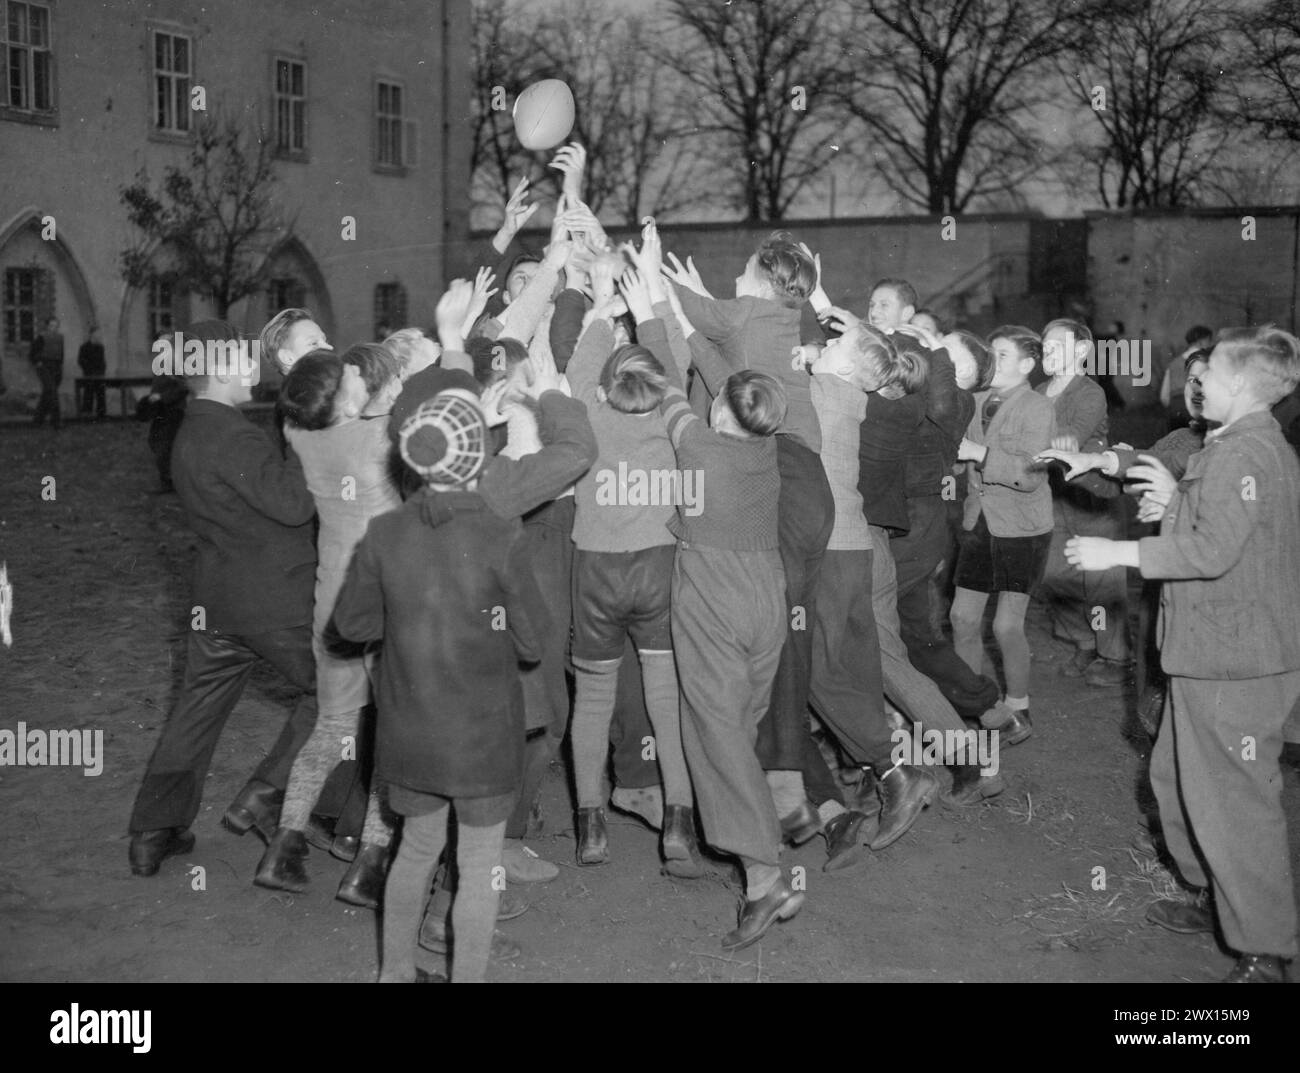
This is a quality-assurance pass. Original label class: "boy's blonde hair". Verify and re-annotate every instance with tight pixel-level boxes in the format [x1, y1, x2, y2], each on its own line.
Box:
[1214, 325, 1300, 406]
[600, 344, 667, 414]
[260, 308, 315, 361]
[383, 327, 438, 376]
[851, 325, 928, 396]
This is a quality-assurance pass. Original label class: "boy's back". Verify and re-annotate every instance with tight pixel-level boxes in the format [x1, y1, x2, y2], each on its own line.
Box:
[172, 398, 316, 635]
[336, 490, 547, 798]
[675, 291, 819, 452]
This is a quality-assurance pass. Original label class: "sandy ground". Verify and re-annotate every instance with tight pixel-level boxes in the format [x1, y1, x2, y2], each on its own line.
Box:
[1, 416, 1297, 983]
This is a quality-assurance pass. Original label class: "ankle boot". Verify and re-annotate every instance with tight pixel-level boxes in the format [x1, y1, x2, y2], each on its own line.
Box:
[942, 763, 1005, 807]
[576, 807, 609, 865]
[869, 764, 938, 850]
[661, 805, 706, 878]
[253, 826, 310, 892]
[336, 842, 391, 909]
[223, 779, 283, 845]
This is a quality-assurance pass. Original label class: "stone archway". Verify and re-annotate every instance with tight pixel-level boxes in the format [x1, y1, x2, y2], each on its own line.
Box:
[0, 207, 99, 404]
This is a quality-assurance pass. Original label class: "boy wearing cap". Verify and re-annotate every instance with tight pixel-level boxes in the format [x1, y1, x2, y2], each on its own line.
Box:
[333, 389, 549, 984]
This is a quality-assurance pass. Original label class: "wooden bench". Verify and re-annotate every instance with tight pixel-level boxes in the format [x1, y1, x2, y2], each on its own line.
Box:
[75, 376, 155, 418]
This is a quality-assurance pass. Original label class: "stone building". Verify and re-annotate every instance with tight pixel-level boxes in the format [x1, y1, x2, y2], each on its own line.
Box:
[0, 0, 472, 407]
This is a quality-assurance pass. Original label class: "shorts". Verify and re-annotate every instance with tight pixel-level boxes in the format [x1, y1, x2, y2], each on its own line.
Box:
[571, 545, 675, 662]
[953, 513, 1051, 595]
[388, 784, 515, 827]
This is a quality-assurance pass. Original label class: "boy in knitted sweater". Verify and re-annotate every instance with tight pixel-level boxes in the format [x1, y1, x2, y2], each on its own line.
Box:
[563, 237, 702, 876]
[619, 266, 802, 953]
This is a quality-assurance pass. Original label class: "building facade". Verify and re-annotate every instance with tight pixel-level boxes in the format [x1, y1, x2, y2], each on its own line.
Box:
[0, 0, 472, 406]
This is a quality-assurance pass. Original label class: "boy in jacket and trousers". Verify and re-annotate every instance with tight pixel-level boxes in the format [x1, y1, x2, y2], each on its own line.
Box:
[1066, 325, 1300, 983]
[334, 388, 549, 983]
[127, 320, 319, 876]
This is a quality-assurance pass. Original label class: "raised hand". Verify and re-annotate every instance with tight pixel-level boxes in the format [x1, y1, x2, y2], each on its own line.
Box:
[556, 199, 608, 252]
[798, 240, 831, 313]
[549, 142, 587, 203]
[619, 267, 656, 324]
[494, 177, 538, 254]
[461, 267, 499, 338]
[820, 305, 861, 334]
[662, 252, 712, 298]
[435, 279, 475, 351]
[522, 343, 563, 398]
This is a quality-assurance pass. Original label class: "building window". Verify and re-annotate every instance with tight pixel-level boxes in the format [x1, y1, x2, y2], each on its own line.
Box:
[3, 266, 42, 348]
[375, 80, 415, 169]
[3, 0, 54, 114]
[152, 29, 192, 135]
[374, 282, 407, 338]
[147, 279, 176, 340]
[266, 276, 306, 321]
[273, 57, 306, 156]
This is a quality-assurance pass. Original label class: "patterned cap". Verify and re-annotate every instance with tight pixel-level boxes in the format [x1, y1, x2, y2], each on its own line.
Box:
[397, 389, 488, 486]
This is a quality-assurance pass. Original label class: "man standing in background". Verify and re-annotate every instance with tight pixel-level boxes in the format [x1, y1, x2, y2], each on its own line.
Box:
[78, 325, 107, 420]
[30, 316, 65, 429]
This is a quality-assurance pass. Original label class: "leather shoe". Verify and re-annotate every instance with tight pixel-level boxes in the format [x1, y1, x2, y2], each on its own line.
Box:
[253, 826, 310, 893]
[418, 921, 522, 961]
[661, 805, 707, 878]
[1223, 954, 1289, 983]
[997, 709, 1033, 747]
[129, 827, 195, 877]
[942, 763, 1005, 807]
[336, 841, 391, 909]
[1146, 894, 1213, 934]
[822, 810, 869, 873]
[779, 799, 823, 846]
[222, 780, 283, 845]
[576, 807, 609, 865]
[869, 763, 938, 850]
[721, 879, 804, 952]
[501, 839, 559, 883]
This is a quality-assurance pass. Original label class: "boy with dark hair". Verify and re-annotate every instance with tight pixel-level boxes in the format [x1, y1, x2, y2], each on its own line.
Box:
[127, 320, 320, 877]
[30, 316, 64, 429]
[77, 326, 107, 420]
[1066, 325, 1300, 983]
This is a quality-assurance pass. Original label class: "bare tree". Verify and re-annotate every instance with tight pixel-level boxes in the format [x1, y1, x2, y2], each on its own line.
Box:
[120, 109, 289, 318]
[468, 0, 714, 228]
[836, 0, 1098, 215]
[654, 0, 847, 221]
[1240, 0, 1300, 141]
[1062, 0, 1237, 208]
[467, 0, 546, 222]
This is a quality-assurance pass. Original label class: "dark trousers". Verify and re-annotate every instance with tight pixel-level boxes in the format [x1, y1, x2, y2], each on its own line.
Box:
[314, 710, 374, 839]
[756, 436, 835, 778]
[892, 495, 999, 719]
[810, 550, 894, 771]
[508, 499, 574, 838]
[33, 362, 62, 427]
[129, 626, 318, 833]
[79, 378, 107, 417]
[148, 411, 185, 489]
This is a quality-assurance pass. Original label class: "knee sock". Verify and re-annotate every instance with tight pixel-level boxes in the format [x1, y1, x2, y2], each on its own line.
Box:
[993, 594, 1032, 702]
[451, 819, 506, 983]
[280, 707, 361, 831]
[818, 799, 847, 824]
[742, 859, 781, 901]
[639, 650, 693, 809]
[950, 589, 989, 678]
[571, 660, 620, 808]
[379, 808, 448, 982]
[766, 769, 805, 818]
[360, 786, 392, 848]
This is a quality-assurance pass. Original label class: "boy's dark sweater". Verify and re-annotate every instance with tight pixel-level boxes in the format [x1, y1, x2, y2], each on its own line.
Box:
[331, 489, 549, 798]
[170, 398, 316, 634]
[903, 340, 971, 498]
[646, 318, 779, 550]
